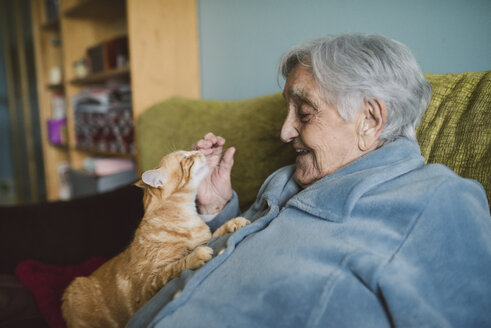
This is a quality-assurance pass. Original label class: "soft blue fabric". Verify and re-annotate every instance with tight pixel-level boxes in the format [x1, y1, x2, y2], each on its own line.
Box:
[128, 138, 491, 327]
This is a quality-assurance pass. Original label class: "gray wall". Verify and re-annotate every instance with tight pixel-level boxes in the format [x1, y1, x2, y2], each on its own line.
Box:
[198, 0, 491, 100]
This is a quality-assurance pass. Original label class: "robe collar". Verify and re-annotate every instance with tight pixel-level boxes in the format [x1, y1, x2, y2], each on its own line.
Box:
[262, 138, 425, 221]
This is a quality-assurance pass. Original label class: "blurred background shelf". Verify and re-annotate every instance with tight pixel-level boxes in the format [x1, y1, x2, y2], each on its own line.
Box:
[63, 0, 126, 19]
[70, 66, 130, 85]
[30, 0, 201, 201]
[41, 18, 59, 31]
[76, 147, 136, 159]
[47, 83, 64, 91]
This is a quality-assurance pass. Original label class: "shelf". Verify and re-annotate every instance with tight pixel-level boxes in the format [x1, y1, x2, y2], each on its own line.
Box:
[69, 66, 130, 85]
[64, 0, 125, 19]
[32, 0, 199, 201]
[41, 18, 60, 31]
[76, 147, 136, 159]
[47, 83, 64, 91]
[51, 143, 69, 150]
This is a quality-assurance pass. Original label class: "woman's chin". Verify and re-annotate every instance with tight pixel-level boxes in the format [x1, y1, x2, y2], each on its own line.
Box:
[293, 168, 316, 189]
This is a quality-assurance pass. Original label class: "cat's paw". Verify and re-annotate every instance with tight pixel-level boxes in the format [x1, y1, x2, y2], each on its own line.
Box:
[187, 246, 213, 270]
[227, 217, 251, 232]
[212, 217, 251, 238]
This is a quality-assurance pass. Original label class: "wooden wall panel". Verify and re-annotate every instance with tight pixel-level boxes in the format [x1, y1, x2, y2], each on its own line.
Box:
[127, 0, 201, 118]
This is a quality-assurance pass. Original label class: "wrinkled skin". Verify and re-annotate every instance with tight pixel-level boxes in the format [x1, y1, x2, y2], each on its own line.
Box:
[280, 65, 369, 188]
[193, 64, 386, 211]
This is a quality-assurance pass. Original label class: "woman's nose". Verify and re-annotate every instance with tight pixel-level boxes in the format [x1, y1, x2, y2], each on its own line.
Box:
[280, 110, 299, 143]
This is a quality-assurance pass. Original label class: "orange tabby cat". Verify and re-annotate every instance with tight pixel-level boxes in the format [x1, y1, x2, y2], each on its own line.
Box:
[61, 150, 250, 328]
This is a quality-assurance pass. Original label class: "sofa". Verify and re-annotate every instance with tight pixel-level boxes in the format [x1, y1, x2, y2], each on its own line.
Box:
[0, 70, 489, 327]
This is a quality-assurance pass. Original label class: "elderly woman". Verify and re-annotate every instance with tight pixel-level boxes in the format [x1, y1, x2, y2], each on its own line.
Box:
[129, 34, 491, 327]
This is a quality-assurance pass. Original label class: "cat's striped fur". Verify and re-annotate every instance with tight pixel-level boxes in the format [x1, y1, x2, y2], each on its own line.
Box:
[61, 150, 249, 327]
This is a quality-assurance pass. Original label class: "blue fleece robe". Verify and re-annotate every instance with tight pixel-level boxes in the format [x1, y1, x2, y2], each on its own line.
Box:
[128, 138, 491, 327]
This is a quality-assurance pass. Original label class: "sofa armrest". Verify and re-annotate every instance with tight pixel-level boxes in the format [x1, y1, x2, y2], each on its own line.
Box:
[0, 185, 144, 274]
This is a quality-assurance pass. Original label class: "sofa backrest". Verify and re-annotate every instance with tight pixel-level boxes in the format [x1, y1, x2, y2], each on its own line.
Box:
[137, 94, 294, 210]
[137, 71, 490, 210]
[417, 71, 490, 207]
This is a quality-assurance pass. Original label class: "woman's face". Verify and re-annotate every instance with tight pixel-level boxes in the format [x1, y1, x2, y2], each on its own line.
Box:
[281, 65, 365, 188]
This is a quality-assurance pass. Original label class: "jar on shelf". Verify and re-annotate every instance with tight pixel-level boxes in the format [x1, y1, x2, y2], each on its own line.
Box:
[49, 66, 62, 85]
[74, 59, 88, 79]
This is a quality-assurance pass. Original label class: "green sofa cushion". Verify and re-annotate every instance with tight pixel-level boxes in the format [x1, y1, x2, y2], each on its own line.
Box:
[420, 71, 490, 206]
[138, 71, 490, 210]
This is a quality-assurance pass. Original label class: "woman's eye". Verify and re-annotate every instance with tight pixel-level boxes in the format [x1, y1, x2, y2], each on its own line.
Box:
[296, 102, 315, 122]
[298, 112, 312, 122]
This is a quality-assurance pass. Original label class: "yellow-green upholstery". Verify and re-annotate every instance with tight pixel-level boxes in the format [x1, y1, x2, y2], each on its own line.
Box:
[137, 94, 294, 210]
[418, 71, 490, 205]
[138, 71, 491, 210]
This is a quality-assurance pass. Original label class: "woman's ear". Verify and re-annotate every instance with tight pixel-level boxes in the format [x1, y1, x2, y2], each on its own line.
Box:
[141, 169, 167, 188]
[357, 98, 387, 151]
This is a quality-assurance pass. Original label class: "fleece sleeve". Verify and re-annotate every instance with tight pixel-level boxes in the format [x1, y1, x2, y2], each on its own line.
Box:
[205, 191, 241, 232]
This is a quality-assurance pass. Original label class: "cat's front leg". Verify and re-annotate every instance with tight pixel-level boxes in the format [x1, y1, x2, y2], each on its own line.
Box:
[212, 217, 251, 238]
[185, 245, 214, 270]
[158, 246, 214, 287]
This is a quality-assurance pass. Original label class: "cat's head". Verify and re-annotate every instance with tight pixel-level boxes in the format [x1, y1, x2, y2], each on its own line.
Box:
[136, 150, 209, 201]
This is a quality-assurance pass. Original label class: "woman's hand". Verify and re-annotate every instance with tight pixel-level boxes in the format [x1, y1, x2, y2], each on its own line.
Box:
[192, 133, 235, 214]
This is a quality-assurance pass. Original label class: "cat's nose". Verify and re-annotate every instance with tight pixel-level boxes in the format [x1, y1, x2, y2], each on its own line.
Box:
[192, 151, 204, 159]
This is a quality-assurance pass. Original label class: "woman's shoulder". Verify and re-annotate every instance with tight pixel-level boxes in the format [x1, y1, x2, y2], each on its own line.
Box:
[413, 163, 485, 195]
[384, 162, 488, 212]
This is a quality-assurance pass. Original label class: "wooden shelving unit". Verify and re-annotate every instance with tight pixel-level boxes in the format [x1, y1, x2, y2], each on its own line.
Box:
[41, 18, 59, 30]
[47, 83, 64, 90]
[31, 0, 201, 201]
[63, 0, 126, 18]
[31, 1, 68, 201]
[69, 66, 130, 85]
[76, 147, 136, 158]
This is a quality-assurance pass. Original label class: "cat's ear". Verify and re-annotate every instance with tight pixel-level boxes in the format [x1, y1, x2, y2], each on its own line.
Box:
[134, 179, 145, 188]
[141, 169, 167, 188]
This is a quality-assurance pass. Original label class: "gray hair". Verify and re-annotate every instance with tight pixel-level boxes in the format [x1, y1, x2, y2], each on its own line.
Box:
[279, 34, 432, 143]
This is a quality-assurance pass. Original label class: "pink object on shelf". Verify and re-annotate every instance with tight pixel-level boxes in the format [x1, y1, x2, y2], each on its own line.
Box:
[83, 157, 135, 176]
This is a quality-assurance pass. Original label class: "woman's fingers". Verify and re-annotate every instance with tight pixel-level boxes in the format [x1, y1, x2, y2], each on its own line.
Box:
[203, 133, 226, 147]
[192, 133, 226, 151]
[198, 148, 214, 156]
[215, 136, 226, 147]
[220, 147, 235, 173]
